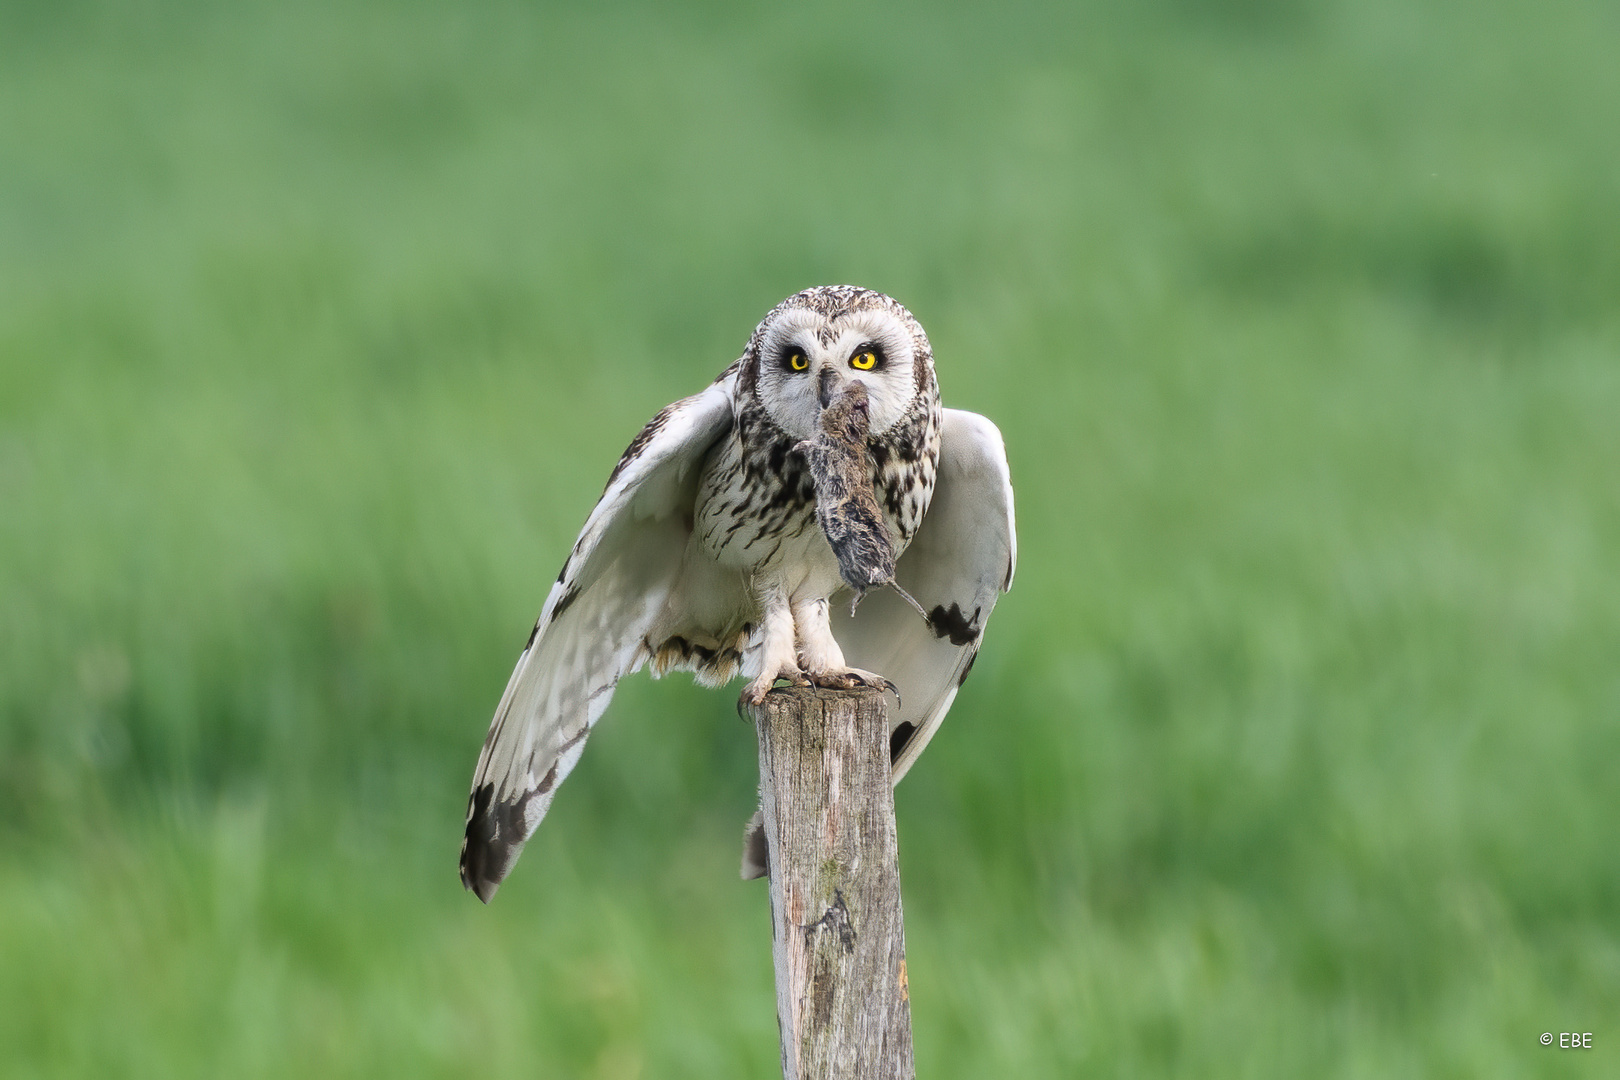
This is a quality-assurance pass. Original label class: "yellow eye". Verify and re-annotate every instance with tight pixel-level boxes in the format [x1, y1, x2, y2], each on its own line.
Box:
[850, 351, 877, 371]
[788, 352, 808, 371]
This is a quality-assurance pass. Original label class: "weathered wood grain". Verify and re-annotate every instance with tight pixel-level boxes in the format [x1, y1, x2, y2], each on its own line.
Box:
[749, 686, 915, 1080]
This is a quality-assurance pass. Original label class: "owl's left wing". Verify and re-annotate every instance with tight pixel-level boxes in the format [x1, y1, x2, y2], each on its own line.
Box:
[460, 375, 738, 903]
[830, 407, 1016, 782]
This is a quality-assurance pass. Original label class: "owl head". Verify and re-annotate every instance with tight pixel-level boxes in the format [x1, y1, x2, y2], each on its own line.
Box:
[746, 286, 935, 442]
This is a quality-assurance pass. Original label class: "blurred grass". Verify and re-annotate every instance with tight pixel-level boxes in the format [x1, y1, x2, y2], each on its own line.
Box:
[3, 0, 1618, 1075]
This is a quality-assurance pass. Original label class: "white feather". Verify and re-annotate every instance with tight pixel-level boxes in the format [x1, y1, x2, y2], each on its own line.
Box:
[459, 374, 742, 901]
[830, 408, 1017, 782]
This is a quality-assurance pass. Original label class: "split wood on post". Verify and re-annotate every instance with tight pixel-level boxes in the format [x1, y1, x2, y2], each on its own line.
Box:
[748, 685, 915, 1080]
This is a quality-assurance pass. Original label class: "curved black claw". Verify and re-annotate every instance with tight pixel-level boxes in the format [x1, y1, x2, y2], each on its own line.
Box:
[738, 669, 813, 715]
[807, 669, 902, 709]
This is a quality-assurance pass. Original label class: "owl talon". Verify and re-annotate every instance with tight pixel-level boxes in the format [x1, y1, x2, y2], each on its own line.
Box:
[806, 668, 901, 707]
[739, 667, 812, 710]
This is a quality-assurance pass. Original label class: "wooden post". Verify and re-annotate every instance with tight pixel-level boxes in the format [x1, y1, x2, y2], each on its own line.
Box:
[749, 686, 915, 1080]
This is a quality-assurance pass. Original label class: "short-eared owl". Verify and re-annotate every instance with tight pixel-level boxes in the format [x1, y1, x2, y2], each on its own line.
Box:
[460, 286, 1016, 901]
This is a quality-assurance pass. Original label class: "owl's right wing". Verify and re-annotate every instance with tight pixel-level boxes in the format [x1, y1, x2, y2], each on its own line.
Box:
[830, 407, 1016, 782]
[459, 374, 738, 903]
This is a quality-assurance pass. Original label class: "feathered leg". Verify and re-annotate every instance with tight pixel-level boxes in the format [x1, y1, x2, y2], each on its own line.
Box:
[792, 593, 899, 701]
[740, 583, 808, 707]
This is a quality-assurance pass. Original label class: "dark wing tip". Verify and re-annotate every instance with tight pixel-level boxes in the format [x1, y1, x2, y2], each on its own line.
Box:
[459, 781, 522, 904]
[461, 862, 500, 904]
[459, 851, 497, 903]
[459, 829, 518, 904]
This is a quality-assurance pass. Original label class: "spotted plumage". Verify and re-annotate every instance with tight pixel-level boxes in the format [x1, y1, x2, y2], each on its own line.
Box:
[460, 286, 1016, 901]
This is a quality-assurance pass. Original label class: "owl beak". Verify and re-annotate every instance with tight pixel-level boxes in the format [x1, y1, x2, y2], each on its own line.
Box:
[817, 367, 839, 409]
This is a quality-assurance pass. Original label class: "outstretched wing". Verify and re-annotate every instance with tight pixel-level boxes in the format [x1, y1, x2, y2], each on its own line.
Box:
[460, 376, 738, 902]
[830, 408, 1016, 782]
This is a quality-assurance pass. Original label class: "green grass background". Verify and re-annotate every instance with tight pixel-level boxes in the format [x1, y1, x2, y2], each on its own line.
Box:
[3, 0, 1617, 1075]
